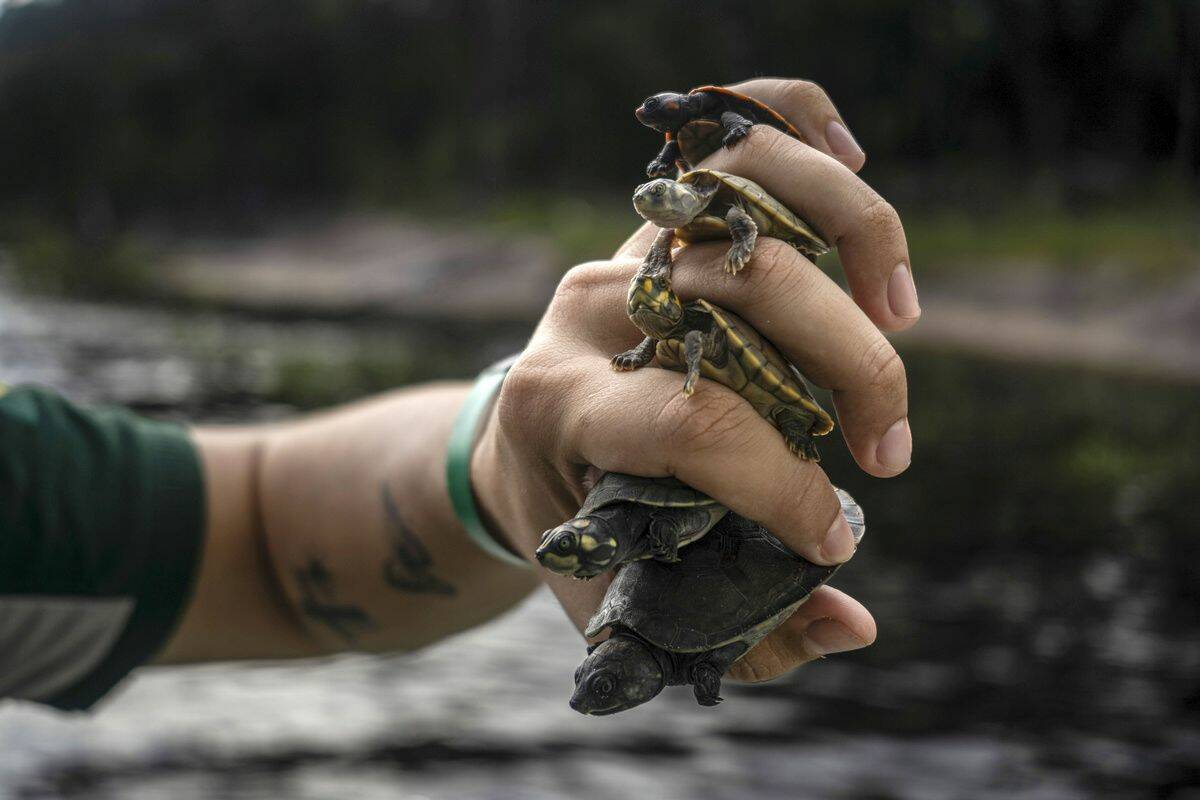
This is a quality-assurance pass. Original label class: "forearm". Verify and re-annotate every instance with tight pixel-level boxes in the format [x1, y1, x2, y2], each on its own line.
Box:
[159, 383, 537, 663]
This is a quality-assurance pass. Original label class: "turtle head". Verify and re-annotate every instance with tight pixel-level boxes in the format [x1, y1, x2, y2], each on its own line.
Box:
[635, 91, 694, 132]
[632, 178, 708, 228]
[535, 517, 619, 578]
[570, 635, 665, 715]
[626, 270, 684, 338]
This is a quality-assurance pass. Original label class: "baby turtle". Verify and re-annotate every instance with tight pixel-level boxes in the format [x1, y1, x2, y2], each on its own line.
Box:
[636, 86, 805, 177]
[633, 168, 829, 275]
[612, 261, 834, 460]
[536, 472, 729, 579]
[570, 488, 866, 715]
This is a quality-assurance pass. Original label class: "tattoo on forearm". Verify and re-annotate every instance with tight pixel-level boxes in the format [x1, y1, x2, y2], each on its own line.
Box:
[294, 558, 375, 644]
[380, 483, 456, 596]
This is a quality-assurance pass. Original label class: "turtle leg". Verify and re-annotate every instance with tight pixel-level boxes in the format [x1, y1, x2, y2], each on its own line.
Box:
[647, 137, 681, 178]
[690, 662, 724, 706]
[647, 512, 682, 562]
[689, 641, 747, 706]
[771, 406, 822, 461]
[640, 225, 676, 277]
[682, 329, 704, 396]
[719, 111, 754, 148]
[612, 336, 657, 371]
[724, 204, 758, 275]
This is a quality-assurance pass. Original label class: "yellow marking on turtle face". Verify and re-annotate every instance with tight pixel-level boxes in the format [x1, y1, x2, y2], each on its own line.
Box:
[540, 552, 580, 570]
[641, 278, 654, 294]
[580, 534, 599, 552]
[572, 519, 591, 528]
[655, 290, 671, 305]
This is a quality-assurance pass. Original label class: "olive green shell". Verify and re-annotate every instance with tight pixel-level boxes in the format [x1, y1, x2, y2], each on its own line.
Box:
[674, 169, 829, 260]
[579, 472, 724, 517]
[586, 488, 866, 652]
[657, 299, 835, 441]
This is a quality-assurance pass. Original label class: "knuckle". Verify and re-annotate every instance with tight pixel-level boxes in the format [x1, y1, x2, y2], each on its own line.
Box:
[782, 78, 829, 108]
[554, 261, 618, 305]
[857, 336, 906, 391]
[736, 123, 792, 167]
[858, 193, 902, 235]
[657, 389, 754, 459]
[496, 354, 570, 437]
[741, 239, 813, 306]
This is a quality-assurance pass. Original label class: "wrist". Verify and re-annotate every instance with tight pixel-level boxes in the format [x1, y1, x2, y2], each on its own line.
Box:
[445, 356, 530, 568]
[469, 412, 528, 561]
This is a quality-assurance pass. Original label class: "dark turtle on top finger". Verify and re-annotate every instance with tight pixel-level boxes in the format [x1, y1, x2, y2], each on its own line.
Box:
[535, 472, 728, 579]
[636, 86, 805, 178]
[633, 168, 829, 275]
[612, 255, 834, 460]
[570, 488, 866, 715]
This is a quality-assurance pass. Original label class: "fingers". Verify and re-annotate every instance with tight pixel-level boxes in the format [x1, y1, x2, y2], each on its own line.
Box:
[727, 77, 866, 172]
[726, 585, 876, 683]
[699, 124, 919, 331]
[553, 252, 912, 478]
[670, 240, 911, 477]
[559, 357, 856, 566]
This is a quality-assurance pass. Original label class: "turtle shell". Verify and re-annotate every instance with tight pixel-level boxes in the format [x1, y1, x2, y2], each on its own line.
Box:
[579, 471, 724, 517]
[674, 86, 806, 167]
[657, 299, 835, 439]
[585, 488, 866, 651]
[673, 169, 829, 259]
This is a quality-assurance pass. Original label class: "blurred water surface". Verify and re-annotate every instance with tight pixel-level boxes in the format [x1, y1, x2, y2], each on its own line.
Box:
[0, 278, 1198, 800]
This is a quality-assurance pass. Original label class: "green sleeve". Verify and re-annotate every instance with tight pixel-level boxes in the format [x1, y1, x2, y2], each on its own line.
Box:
[0, 384, 206, 709]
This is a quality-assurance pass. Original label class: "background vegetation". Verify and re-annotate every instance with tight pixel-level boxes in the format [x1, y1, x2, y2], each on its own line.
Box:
[0, 0, 1196, 291]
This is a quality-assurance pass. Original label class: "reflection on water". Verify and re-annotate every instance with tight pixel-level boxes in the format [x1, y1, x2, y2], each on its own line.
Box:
[1, 280, 1198, 799]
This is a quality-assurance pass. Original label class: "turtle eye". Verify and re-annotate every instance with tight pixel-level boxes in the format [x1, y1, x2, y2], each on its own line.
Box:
[644, 97, 659, 111]
[590, 673, 616, 697]
[652, 184, 664, 196]
[557, 536, 574, 553]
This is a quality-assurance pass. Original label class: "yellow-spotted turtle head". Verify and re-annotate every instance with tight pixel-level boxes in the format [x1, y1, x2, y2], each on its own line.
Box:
[632, 178, 709, 229]
[569, 635, 665, 715]
[626, 269, 684, 339]
[536, 516, 619, 579]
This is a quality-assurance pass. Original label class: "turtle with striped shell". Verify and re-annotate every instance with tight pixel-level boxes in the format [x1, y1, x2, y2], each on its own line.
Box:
[612, 260, 834, 460]
[633, 168, 829, 275]
[636, 86, 805, 178]
[535, 472, 728, 579]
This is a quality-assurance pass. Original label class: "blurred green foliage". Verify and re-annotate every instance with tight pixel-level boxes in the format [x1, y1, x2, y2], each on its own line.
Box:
[0, 0, 1196, 294]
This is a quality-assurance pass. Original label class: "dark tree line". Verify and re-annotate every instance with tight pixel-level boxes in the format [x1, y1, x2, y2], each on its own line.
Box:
[0, 0, 1195, 243]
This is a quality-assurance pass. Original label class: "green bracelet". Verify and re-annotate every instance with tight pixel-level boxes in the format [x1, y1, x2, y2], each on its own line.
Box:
[446, 354, 530, 568]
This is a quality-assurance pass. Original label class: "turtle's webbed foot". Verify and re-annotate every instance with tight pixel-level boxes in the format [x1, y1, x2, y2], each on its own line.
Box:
[725, 241, 754, 274]
[721, 124, 751, 148]
[611, 351, 646, 371]
[690, 662, 724, 707]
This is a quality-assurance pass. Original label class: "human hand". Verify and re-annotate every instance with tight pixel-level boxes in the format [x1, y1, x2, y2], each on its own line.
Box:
[472, 78, 916, 683]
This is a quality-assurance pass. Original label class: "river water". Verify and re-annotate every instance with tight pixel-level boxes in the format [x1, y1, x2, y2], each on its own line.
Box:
[0, 278, 1197, 800]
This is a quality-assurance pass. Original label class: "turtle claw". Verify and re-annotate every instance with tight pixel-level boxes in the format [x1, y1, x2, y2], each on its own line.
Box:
[721, 124, 750, 148]
[646, 158, 674, 178]
[725, 248, 751, 275]
[611, 353, 642, 372]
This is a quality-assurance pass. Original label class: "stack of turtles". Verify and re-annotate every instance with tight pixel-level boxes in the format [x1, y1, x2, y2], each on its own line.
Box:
[531, 87, 866, 715]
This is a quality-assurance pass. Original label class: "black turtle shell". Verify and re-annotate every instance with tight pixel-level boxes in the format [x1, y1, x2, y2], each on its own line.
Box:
[585, 488, 865, 652]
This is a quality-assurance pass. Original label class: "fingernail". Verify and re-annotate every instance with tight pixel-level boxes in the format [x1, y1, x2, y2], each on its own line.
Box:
[825, 119, 864, 165]
[820, 514, 856, 564]
[876, 418, 912, 473]
[888, 263, 921, 320]
[803, 618, 868, 657]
